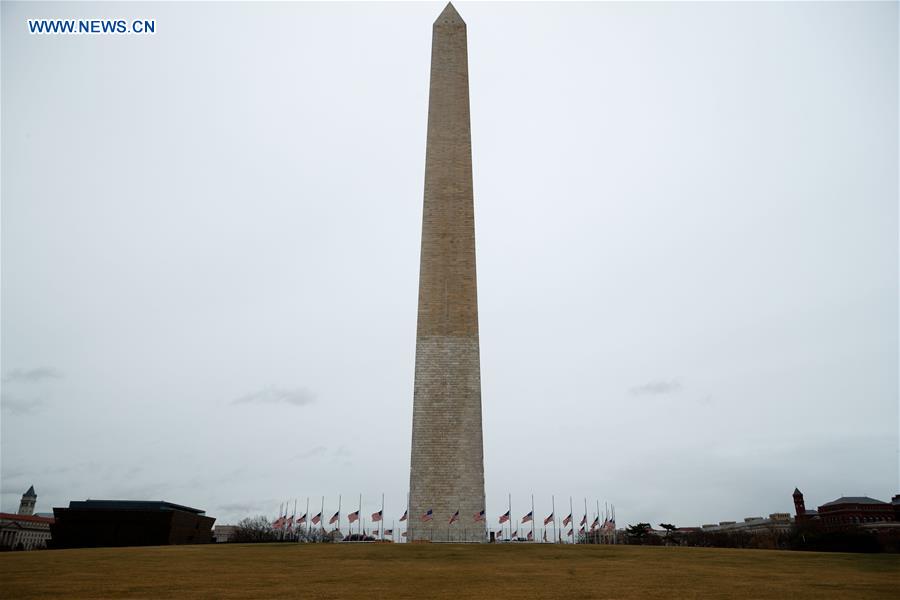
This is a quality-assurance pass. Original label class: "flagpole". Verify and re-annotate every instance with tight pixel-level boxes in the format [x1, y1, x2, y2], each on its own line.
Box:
[552, 495, 557, 544]
[337, 494, 342, 537]
[584, 497, 588, 544]
[570, 497, 575, 545]
[305, 497, 310, 539]
[613, 504, 617, 544]
[531, 494, 535, 543]
[358, 494, 362, 538]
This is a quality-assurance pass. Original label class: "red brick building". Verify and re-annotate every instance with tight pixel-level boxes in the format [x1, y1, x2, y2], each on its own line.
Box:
[793, 488, 899, 531]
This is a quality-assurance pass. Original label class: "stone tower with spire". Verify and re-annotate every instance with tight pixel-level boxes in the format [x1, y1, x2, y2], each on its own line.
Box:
[18, 486, 36, 516]
[408, 2, 486, 542]
[793, 488, 806, 521]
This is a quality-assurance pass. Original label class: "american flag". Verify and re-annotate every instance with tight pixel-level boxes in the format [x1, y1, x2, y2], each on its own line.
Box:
[348, 510, 360, 524]
[543, 530, 547, 542]
[499, 510, 510, 524]
[567, 528, 574, 537]
[580, 515, 587, 526]
[591, 516, 600, 530]
[512, 529, 518, 538]
[527, 531, 534, 541]
[543, 512, 554, 526]
[401, 531, 407, 537]
[384, 529, 393, 536]
[473, 509, 485, 522]
[329, 511, 340, 525]
[522, 511, 533, 523]
[579, 526, 586, 534]
[272, 516, 285, 529]
[312, 512, 322, 525]
[563, 513, 572, 526]
[449, 510, 459, 525]
[372, 529, 378, 535]
[399, 509, 408, 522]
[297, 514, 307, 524]
[286, 516, 294, 530]
[421, 508, 433, 522]
[372, 510, 383, 522]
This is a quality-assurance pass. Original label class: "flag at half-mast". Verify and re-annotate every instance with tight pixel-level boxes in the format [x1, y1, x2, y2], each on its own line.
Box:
[473, 509, 485, 522]
[591, 516, 600, 530]
[449, 510, 459, 525]
[348, 510, 360, 524]
[563, 513, 572, 526]
[372, 509, 383, 522]
[400, 509, 408, 522]
[384, 529, 393, 536]
[580, 515, 587, 526]
[543, 512, 554, 526]
[272, 516, 285, 530]
[286, 515, 294, 530]
[329, 511, 340, 525]
[499, 510, 510, 524]
[421, 508, 433, 522]
[297, 513, 307, 524]
[567, 528, 574, 537]
[312, 512, 322, 525]
[527, 531, 534, 541]
[522, 511, 533, 523]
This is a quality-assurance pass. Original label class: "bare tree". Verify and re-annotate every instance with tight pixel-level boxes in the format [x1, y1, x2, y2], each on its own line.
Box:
[232, 516, 279, 543]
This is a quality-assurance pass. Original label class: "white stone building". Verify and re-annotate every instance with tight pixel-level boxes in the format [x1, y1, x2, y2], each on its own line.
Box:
[0, 486, 54, 550]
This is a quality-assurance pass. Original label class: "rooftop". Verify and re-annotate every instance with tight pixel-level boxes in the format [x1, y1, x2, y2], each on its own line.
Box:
[65, 500, 206, 515]
[0, 512, 54, 524]
[820, 496, 887, 507]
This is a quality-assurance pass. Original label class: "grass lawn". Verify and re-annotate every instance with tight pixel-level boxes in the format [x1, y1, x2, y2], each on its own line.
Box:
[1, 543, 898, 599]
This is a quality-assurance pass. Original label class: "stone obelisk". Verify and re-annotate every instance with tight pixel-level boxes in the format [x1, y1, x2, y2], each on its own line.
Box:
[408, 3, 485, 543]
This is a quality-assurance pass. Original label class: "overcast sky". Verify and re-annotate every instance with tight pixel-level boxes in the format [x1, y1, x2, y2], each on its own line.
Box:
[2, 1, 897, 530]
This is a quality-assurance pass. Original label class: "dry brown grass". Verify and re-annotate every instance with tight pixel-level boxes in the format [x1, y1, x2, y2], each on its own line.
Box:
[1, 542, 898, 599]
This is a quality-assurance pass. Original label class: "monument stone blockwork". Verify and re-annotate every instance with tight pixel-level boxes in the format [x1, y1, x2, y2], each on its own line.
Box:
[408, 3, 486, 543]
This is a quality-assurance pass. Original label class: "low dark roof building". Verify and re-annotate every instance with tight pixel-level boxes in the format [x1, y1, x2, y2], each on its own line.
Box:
[50, 500, 215, 549]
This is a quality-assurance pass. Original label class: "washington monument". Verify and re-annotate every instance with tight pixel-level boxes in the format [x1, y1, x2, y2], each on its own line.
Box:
[408, 3, 486, 542]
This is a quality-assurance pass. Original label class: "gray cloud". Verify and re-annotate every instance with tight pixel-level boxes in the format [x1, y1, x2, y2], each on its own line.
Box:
[0, 392, 45, 415]
[231, 386, 315, 407]
[216, 501, 264, 514]
[2, 367, 62, 383]
[630, 380, 683, 396]
[294, 446, 327, 460]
